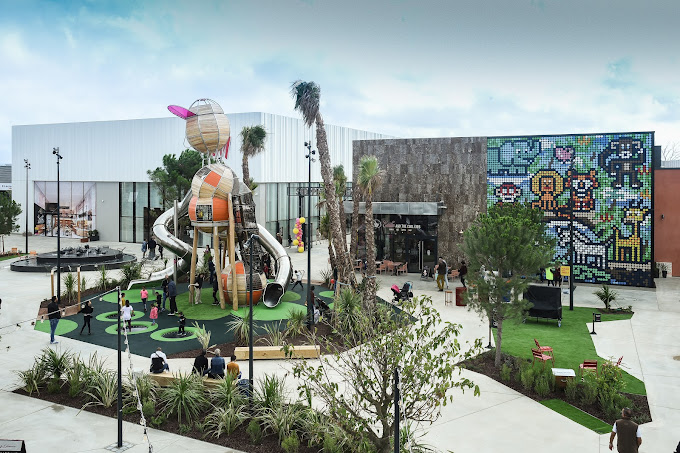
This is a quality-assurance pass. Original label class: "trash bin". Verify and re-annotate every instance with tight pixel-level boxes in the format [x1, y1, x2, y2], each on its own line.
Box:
[551, 368, 575, 389]
[455, 287, 467, 306]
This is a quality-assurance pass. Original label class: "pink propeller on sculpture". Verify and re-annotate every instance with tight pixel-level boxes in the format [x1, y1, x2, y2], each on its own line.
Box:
[168, 105, 196, 119]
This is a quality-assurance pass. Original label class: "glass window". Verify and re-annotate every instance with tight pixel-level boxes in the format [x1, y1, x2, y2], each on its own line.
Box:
[136, 183, 148, 217]
[120, 216, 134, 243]
[121, 182, 134, 217]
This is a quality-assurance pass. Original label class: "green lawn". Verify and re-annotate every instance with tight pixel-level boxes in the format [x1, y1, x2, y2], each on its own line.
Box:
[540, 399, 612, 434]
[0, 253, 27, 261]
[498, 306, 645, 395]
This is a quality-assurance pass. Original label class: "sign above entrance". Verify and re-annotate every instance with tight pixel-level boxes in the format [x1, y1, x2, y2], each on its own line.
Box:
[289, 184, 352, 198]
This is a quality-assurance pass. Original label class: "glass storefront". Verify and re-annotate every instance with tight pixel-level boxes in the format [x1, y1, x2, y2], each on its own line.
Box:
[358, 213, 438, 272]
[263, 182, 329, 246]
[34, 181, 96, 238]
[119, 182, 164, 243]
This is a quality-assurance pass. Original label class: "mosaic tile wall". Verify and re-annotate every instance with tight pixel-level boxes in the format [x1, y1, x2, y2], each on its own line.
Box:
[487, 133, 654, 287]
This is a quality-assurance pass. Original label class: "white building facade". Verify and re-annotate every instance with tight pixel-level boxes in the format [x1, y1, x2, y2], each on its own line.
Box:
[12, 113, 390, 244]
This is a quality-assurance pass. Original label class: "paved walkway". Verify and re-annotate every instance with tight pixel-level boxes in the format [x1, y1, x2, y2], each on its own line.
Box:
[1, 233, 679, 452]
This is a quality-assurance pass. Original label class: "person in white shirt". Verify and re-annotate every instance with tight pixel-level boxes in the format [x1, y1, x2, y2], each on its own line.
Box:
[291, 269, 303, 290]
[121, 301, 134, 331]
[150, 347, 169, 373]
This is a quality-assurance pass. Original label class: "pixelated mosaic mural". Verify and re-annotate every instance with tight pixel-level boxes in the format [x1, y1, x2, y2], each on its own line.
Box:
[487, 133, 654, 287]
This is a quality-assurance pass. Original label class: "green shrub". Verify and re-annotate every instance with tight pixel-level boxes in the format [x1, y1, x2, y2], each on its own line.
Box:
[323, 433, 342, 453]
[158, 373, 209, 424]
[281, 432, 300, 453]
[83, 370, 118, 409]
[40, 347, 73, 380]
[120, 262, 142, 287]
[286, 309, 307, 337]
[47, 378, 62, 394]
[15, 362, 48, 395]
[122, 406, 137, 416]
[565, 377, 579, 403]
[334, 289, 362, 336]
[534, 373, 550, 397]
[499, 363, 512, 382]
[205, 405, 247, 437]
[150, 414, 167, 428]
[261, 404, 304, 442]
[142, 400, 156, 418]
[179, 424, 192, 435]
[255, 374, 288, 411]
[97, 265, 109, 291]
[613, 393, 633, 411]
[631, 412, 651, 425]
[209, 376, 244, 408]
[520, 366, 535, 391]
[579, 374, 598, 406]
[62, 272, 77, 303]
[259, 321, 288, 347]
[246, 419, 263, 445]
[226, 311, 257, 346]
[67, 356, 89, 398]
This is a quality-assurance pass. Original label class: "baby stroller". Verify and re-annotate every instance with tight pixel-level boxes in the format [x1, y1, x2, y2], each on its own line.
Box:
[391, 281, 414, 304]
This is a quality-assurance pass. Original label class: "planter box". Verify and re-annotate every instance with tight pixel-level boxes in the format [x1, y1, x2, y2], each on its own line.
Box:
[80, 238, 89, 243]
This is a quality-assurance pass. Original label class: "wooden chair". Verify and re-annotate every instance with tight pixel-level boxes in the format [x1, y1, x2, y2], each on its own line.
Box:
[531, 348, 555, 369]
[353, 260, 363, 272]
[396, 262, 407, 275]
[534, 338, 554, 358]
[579, 360, 598, 377]
[449, 269, 460, 280]
[376, 262, 388, 274]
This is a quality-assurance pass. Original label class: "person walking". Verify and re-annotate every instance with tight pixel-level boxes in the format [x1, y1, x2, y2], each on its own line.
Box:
[609, 407, 641, 452]
[141, 239, 148, 259]
[148, 236, 156, 260]
[158, 244, 164, 260]
[291, 269, 303, 291]
[212, 277, 219, 305]
[161, 275, 169, 312]
[149, 303, 158, 325]
[435, 257, 447, 292]
[168, 278, 178, 315]
[47, 296, 61, 344]
[193, 273, 204, 304]
[459, 261, 468, 288]
[554, 265, 562, 287]
[121, 301, 134, 331]
[140, 286, 148, 313]
[79, 300, 93, 335]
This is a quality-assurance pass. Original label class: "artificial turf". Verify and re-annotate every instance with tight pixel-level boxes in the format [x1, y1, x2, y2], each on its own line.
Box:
[540, 399, 612, 434]
[498, 306, 645, 395]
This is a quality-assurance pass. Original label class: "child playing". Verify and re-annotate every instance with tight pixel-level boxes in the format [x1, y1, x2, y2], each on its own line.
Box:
[149, 303, 158, 325]
[120, 292, 126, 307]
[154, 290, 162, 313]
[140, 287, 148, 313]
[177, 312, 186, 336]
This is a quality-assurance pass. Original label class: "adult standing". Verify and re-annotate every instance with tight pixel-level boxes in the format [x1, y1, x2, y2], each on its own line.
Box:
[161, 275, 169, 312]
[212, 276, 219, 305]
[47, 296, 61, 344]
[193, 273, 204, 305]
[79, 300, 93, 335]
[168, 278, 177, 315]
[158, 244, 164, 260]
[554, 265, 562, 288]
[435, 257, 447, 292]
[459, 261, 468, 288]
[141, 239, 148, 259]
[609, 407, 641, 452]
[148, 236, 157, 260]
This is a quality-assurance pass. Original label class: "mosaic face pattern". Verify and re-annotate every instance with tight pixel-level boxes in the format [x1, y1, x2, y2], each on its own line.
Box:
[487, 133, 654, 287]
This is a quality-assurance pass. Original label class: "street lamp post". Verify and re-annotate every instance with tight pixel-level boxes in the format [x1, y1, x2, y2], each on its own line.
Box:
[569, 155, 574, 311]
[53, 148, 62, 302]
[304, 142, 316, 329]
[24, 159, 31, 254]
[246, 233, 260, 406]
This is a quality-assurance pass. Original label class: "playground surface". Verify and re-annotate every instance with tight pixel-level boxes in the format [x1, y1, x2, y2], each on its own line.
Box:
[1, 233, 680, 453]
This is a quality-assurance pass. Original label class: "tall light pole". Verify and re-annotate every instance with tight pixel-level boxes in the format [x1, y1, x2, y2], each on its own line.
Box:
[304, 142, 316, 329]
[569, 155, 574, 311]
[24, 159, 31, 254]
[53, 148, 62, 303]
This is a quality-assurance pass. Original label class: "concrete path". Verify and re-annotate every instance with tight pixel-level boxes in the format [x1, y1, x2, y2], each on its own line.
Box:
[1, 233, 679, 452]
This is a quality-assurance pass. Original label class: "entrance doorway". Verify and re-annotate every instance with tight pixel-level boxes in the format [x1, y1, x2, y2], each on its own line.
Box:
[405, 236, 437, 273]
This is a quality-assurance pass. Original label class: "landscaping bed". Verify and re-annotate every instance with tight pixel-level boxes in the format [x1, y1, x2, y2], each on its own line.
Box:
[462, 350, 651, 429]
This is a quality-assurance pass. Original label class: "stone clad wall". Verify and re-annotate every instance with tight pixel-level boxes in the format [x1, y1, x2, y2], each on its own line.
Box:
[353, 137, 488, 265]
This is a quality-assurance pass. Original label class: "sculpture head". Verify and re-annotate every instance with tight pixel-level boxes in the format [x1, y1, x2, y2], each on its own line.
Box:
[168, 99, 231, 157]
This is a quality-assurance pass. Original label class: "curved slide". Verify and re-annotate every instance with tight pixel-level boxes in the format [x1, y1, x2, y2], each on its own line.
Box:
[133, 192, 293, 308]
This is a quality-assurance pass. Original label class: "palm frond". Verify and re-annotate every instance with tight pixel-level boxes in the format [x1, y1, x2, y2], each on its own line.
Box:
[290, 80, 320, 127]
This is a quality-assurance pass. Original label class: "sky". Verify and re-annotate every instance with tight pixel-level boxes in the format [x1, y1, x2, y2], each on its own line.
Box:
[1, 0, 679, 164]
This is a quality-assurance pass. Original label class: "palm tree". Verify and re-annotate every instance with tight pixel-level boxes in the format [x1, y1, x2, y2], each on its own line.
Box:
[350, 173, 361, 261]
[290, 80, 356, 288]
[315, 190, 337, 273]
[240, 125, 267, 190]
[357, 155, 384, 304]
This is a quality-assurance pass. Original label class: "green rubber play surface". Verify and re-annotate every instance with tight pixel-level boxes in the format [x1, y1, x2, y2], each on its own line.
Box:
[34, 282, 336, 357]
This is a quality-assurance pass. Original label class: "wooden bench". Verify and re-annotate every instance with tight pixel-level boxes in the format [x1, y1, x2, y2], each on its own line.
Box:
[147, 371, 233, 388]
[448, 269, 460, 279]
[234, 345, 320, 360]
[531, 348, 555, 369]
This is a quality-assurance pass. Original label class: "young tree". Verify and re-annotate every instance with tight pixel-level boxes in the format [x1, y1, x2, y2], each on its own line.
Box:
[147, 149, 204, 208]
[460, 203, 555, 367]
[240, 125, 267, 190]
[290, 80, 356, 289]
[293, 295, 481, 453]
[357, 156, 384, 304]
[0, 192, 22, 254]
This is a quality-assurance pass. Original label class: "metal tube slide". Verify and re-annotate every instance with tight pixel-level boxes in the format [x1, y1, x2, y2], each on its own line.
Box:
[258, 224, 293, 308]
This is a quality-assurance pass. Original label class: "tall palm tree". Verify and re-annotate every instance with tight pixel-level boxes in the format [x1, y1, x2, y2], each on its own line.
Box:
[315, 190, 337, 273]
[333, 164, 348, 250]
[358, 155, 384, 304]
[350, 172, 361, 261]
[290, 80, 356, 288]
[240, 125, 267, 190]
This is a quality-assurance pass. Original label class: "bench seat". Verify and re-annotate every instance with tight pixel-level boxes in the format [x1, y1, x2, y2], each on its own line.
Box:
[234, 345, 320, 360]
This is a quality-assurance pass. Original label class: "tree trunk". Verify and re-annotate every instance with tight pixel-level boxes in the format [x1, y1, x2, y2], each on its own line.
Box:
[364, 197, 377, 304]
[350, 177, 360, 260]
[337, 196, 347, 249]
[242, 154, 250, 191]
[495, 318, 503, 367]
[315, 115, 356, 288]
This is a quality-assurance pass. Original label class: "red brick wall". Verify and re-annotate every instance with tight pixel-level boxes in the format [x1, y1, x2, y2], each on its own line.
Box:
[654, 169, 680, 276]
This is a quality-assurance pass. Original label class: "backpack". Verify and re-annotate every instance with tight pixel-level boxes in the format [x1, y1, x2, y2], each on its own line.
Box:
[150, 355, 165, 373]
